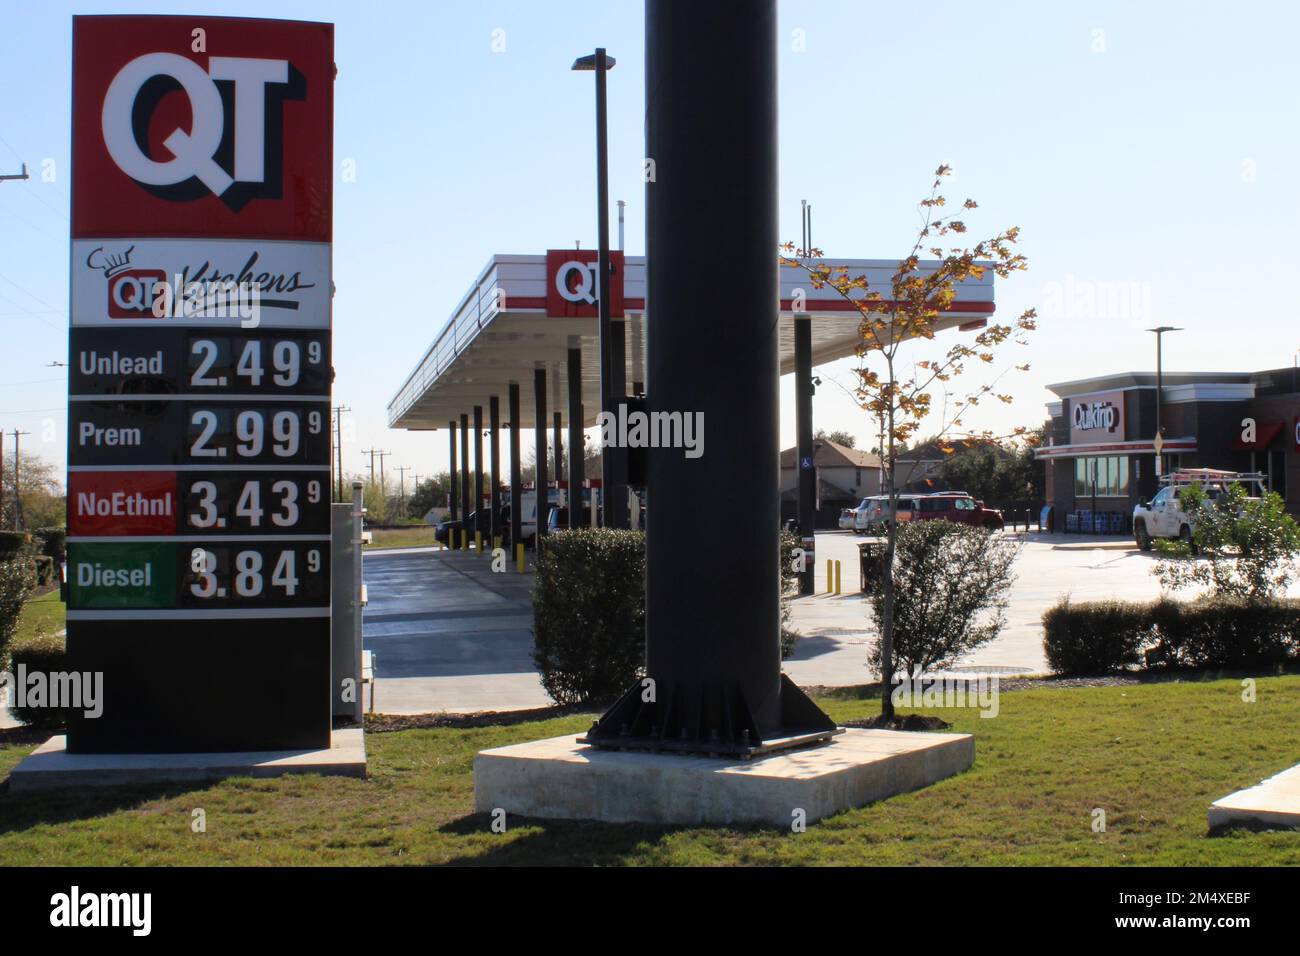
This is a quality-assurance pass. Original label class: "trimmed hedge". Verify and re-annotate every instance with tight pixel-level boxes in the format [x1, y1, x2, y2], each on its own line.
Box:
[0, 557, 36, 672]
[34, 555, 55, 587]
[6, 633, 75, 727]
[532, 529, 646, 706]
[532, 529, 803, 704]
[0, 531, 28, 560]
[1043, 597, 1300, 674]
[34, 527, 67, 562]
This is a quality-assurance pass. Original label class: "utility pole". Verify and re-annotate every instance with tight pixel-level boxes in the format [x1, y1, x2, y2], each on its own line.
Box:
[0, 162, 29, 183]
[332, 404, 350, 502]
[10, 429, 30, 530]
[394, 465, 411, 519]
[361, 448, 379, 486]
[377, 450, 391, 496]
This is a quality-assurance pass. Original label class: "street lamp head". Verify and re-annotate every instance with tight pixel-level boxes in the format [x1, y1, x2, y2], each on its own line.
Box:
[1146, 326, 1183, 334]
[572, 51, 616, 71]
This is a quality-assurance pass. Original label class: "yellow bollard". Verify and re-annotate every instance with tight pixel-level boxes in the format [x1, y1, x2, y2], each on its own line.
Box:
[516, 542, 525, 573]
[826, 558, 833, 594]
[475, 530, 482, 554]
[834, 560, 842, 595]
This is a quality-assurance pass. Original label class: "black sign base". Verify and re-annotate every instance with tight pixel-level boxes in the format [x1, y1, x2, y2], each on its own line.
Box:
[65, 619, 331, 754]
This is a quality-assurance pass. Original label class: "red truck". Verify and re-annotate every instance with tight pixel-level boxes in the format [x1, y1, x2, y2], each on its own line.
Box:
[912, 493, 1005, 531]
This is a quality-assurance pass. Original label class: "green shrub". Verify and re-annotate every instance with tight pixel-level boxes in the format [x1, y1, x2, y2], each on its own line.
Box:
[531, 528, 810, 703]
[0, 531, 28, 560]
[0, 558, 37, 672]
[6, 632, 75, 727]
[1042, 598, 1151, 674]
[1042, 596, 1300, 674]
[871, 521, 1019, 674]
[1154, 597, 1299, 669]
[531, 529, 646, 706]
[33, 555, 55, 587]
[33, 527, 67, 562]
[779, 529, 802, 659]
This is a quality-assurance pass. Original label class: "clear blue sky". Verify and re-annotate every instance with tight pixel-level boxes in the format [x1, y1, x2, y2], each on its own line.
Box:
[2, 0, 1298, 483]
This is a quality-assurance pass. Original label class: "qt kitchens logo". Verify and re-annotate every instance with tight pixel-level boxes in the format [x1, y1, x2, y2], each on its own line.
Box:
[101, 51, 303, 209]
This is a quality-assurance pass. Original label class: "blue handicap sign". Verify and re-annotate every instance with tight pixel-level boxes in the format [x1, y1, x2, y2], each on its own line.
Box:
[800, 456, 813, 470]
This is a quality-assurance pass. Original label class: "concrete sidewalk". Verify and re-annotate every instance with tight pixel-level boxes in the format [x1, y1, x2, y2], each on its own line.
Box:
[785, 530, 1187, 683]
[360, 531, 1166, 715]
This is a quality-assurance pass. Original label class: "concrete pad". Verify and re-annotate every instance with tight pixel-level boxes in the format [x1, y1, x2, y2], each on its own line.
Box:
[474, 728, 974, 826]
[6, 728, 367, 792]
[1209, 762, 1300, 829]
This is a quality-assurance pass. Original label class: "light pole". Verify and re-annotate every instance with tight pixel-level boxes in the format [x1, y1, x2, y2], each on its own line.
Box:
[1146, 326, 1182, 477]
[572, 48, 627, 528]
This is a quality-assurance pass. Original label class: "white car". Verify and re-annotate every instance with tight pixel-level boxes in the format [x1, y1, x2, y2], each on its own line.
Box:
[838, 504, 859, 530]
[852, 495, 890, 534]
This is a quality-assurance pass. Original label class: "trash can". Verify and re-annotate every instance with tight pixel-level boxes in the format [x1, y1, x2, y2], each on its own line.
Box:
[859, 541, 884, 592]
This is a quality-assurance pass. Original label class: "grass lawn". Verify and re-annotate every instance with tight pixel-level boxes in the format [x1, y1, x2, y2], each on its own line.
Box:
[363, 526, 440, 551]
[11, 590, 65, 646]
[1, 676, 1298, 865]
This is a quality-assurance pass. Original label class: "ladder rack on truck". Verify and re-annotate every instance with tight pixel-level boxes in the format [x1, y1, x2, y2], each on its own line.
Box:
[1158, 469, 1268, 493]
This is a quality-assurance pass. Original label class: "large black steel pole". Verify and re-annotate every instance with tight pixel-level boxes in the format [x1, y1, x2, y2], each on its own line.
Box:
[795, 317, 816, 595]
[473, 405, 485, 541]
[489, 395, 502, 543]
[534, 369, 548, 538]
[585, 0, 833, 754]
[448, 420, 458, 522]
[459, 413, 470, 547]
[646, 0, 781, 733]
[567, 347, 584, 528]
[508, 383, 523, 549]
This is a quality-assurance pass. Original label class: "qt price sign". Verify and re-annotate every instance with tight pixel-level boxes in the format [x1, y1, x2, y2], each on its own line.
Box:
[66, 15, 335, 755]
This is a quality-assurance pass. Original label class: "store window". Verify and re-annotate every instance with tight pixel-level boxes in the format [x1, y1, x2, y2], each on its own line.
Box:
[1074, 456, 1131, 497]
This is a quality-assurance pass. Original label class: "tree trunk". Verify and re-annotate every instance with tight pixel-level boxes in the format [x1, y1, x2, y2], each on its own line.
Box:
[879, 390, 898, 720]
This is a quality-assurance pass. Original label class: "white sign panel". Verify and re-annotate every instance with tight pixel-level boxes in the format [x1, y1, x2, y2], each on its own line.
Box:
[72, 239, 331, 328]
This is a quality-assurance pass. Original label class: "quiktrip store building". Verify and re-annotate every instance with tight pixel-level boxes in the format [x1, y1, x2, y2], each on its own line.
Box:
[1036, 368, 1300, 530]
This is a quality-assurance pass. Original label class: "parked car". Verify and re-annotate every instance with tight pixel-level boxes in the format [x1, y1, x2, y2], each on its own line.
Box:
[838, 503, 860, 530]
[434, 511, 476, 545]
[547, 504, 601, 532]
[852, 495, 889, 533]
[912, 493, 1004, 531]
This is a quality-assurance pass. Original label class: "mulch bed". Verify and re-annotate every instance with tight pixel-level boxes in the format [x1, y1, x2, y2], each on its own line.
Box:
[0, 725, 57, 747]
[363, 703, 596, 734]
[840, 713, 952, 731]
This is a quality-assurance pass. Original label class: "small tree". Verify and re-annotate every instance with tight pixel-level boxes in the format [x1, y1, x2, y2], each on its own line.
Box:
[870, 521, 1019, 675]
[782, 166, 1035, 718]
[1154, 483, 1300, 602]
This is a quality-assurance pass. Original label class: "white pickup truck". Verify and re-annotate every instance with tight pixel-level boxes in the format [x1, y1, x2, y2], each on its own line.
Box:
[1132, 469, 1265, 551]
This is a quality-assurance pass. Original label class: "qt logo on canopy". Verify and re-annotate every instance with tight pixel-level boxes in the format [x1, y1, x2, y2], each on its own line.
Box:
[101, 52, 304, 208]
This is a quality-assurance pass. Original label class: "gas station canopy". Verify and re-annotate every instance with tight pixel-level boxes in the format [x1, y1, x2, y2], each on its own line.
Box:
[388, 252, 996, 430]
